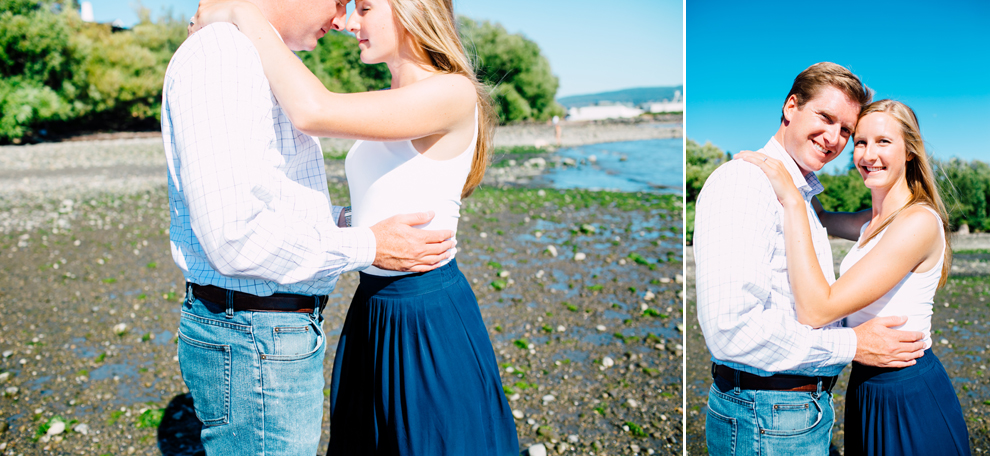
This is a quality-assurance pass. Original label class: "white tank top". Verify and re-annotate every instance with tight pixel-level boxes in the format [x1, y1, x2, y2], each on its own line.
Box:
[344, 108, 477, 276]
[842, 206, 945, 349]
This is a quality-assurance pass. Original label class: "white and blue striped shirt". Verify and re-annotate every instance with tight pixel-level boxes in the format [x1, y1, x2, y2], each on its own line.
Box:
[695, 137, 857, 377]
[161, 23, 375, 297]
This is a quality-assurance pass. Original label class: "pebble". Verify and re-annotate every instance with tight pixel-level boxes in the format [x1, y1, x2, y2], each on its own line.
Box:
[630, 443, 641, 453]
[596, 325, 606, 331]
[537, 189, 546, 197]
[526, 443, 547, 456]
[602, 356, 614, 368]
[74, 423, 90, 435]
[46, 420, 65, 436]
[0, 372, 9, 382]
[644, 291, 655, 301]
[573, 252, 586, 261]
[941, 338, 949, 345]
[509, 393, 520, 401]
[535, 270, 544, 278]
[498, 270, 510, 278]
[556, 325, 565, 332]
[542, 394, 555, 403]
[1, 350, 11, 358]
[567, 434, 579, 443]
[5, 386, 18, 396]
[675, 274, 684, 283]
[626, 398, 640, 408]
[512, 409, 524, 419]
[545, 245, 558, 257]
[113, 323, 128, 335]
[480, 232, 488, 238]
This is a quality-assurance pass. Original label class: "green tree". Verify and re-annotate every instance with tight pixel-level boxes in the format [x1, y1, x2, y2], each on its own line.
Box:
[458, 17, 564, 123]
[817, 170, 871, 213]
[938, 158, 990, 231]
[686, 139, 728, 202]
[0, 0, 79, 141]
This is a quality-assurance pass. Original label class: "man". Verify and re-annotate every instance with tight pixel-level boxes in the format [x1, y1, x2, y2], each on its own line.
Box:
[160, 0, 452, 454]
[694, 62, 926, 455]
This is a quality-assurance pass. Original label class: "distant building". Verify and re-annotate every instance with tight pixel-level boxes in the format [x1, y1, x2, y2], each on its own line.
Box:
[645, 100, 684, 113]
[566, 105, 645, 121]
[80, 1, 94, 21]
[78, 2, 128, 31]
[643, 90, 683, 113]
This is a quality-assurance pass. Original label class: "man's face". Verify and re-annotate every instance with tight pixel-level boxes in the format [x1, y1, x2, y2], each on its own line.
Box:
[282, 0, 349, 51]
[780, 86, 860, 175]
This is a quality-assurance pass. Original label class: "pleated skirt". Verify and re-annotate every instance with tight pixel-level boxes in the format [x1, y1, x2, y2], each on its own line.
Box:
[326, 260, 520, 455]
[845, 348, 970, 456]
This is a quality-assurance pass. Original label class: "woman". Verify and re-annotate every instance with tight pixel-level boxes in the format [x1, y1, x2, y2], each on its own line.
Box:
[737, 100, 969, 455]
[191, 1, 519, 454]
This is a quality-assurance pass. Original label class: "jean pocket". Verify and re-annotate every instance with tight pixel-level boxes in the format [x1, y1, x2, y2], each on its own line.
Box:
[761, 393, 826, 436]
[264, 318, 324, 362]
[706, 405, 738, 455]
[706, 386, 741, 455]
[177, 330, 231, 427]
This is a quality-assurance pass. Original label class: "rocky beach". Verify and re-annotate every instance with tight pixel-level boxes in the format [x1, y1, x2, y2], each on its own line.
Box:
[685, 238, 990, 455]
[0, 120, 684, 455]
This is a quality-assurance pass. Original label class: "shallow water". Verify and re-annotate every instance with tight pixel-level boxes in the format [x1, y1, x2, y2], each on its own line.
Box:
[546, 139, 683, 193]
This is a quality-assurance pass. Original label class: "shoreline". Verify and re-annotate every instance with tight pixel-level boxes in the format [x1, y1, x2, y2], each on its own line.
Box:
[0, 121, 683, 216]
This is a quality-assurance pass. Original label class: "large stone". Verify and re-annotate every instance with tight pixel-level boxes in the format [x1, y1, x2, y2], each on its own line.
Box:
[526, 443, 547, 456]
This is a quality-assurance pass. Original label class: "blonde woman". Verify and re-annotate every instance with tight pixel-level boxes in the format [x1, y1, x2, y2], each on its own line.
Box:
[737, 100, 969, 455]
[192, 0, 519, 454]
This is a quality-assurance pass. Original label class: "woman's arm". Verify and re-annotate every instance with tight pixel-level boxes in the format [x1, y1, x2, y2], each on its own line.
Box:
[735, 152, 938, 328]
[193, 2, 476, 141]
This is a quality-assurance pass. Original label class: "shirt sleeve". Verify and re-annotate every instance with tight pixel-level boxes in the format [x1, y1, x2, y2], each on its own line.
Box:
[694, 161, 856, 373]
[165, 24, 375, 285]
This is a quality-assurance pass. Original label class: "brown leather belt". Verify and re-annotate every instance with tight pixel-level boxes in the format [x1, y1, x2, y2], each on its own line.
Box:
[713, 363, 837, 393]
[189, 283, 327, 314]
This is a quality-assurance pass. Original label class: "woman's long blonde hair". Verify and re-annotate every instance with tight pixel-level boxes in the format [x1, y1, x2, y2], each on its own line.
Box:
[857, 99, 952, 287]
[388, 0, 496, 198]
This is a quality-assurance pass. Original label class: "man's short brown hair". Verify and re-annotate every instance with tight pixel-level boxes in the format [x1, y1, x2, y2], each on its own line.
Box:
[780, 62, 872, 122]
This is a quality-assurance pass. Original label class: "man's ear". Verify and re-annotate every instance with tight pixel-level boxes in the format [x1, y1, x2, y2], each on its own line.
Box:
[781, 94, 798, 124]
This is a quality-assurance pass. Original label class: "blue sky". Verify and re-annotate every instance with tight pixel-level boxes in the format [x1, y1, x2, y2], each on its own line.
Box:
[85, 0, 683, 97]
[688, 0, 990, 170]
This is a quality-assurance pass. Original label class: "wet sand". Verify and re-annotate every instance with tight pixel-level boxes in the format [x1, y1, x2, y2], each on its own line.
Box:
[0, 126, 683, 455]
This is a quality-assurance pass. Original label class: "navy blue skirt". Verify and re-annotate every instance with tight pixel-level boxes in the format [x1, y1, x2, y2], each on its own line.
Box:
[326, 260, 519, 455]
[844, 348, 970, 456]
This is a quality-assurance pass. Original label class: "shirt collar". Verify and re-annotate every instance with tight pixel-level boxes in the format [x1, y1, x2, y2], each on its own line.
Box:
[763, 137, 825, 199]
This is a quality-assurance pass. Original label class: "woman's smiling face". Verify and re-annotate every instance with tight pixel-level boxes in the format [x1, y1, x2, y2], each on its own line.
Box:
[853, 112, 911, 191]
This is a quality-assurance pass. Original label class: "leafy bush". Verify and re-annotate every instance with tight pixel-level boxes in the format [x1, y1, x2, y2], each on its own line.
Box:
[937, 158, 990, 232]
[1, 4, 563, 143]
[459, 17, 565, 123]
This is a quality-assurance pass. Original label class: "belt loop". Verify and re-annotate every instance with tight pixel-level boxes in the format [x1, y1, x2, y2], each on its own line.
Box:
[732, 369, 741, 395]
[225, 289, 234, 319]
[311, 296, 320, 320]
[185, 283, 193, 305]
[814, 377, 822, 398]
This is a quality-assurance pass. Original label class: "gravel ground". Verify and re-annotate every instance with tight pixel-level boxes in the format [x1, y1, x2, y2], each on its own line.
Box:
[685, 236, 990, 455]
[0, 125, 683, 455]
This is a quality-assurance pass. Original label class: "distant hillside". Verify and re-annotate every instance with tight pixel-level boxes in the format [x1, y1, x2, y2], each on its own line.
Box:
[557, 86, 683, 108]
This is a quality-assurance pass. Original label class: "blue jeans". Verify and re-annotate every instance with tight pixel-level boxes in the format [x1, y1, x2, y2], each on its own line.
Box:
[706, 376, 834, 456]
[177, 285, 327, 456]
